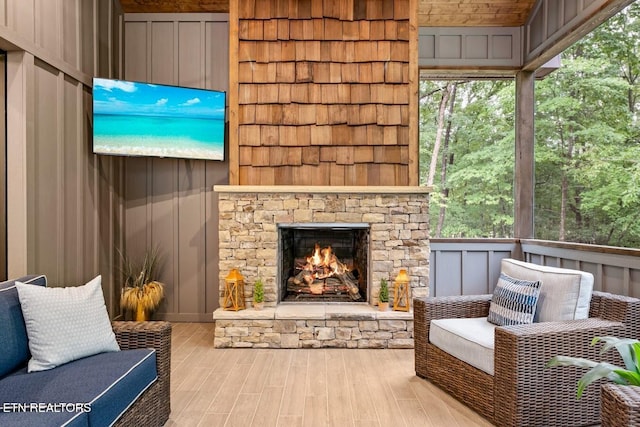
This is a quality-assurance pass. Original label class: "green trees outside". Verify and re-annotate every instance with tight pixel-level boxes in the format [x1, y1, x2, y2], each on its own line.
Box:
[420, 3, 640, 247]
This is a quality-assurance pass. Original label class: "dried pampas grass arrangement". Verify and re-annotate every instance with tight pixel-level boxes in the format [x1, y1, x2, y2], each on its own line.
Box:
[119, 247, 165, 320]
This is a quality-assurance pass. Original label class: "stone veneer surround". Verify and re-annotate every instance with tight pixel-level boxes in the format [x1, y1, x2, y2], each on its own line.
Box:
[213, 185, 430, 348]
[216, 186, 430, 305]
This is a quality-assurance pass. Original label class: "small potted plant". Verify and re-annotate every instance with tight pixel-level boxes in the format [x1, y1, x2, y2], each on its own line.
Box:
[378, 278, 389, 311]
[546, 336, 640, 398]
[119, 247, 165, 321]
[253, 278, 264, 310]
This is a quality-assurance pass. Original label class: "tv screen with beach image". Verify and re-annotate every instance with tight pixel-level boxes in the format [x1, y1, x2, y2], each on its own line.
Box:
[93, 78, 226, 161]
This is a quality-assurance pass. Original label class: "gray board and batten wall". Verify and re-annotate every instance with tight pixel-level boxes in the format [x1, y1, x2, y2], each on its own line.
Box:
[2, 2, 229, 321]
[3, 0, 124, 314]
[121, 13, 229, 321]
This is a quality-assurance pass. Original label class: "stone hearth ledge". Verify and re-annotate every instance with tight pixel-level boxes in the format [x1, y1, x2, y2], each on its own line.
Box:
[213, 305, 414, 349]
[213, 185, 432, 194]
[213, 304, 413, 321]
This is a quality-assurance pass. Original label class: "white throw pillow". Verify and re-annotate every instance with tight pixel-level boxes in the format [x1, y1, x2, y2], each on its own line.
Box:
[16, 275, 120, 372]
[500, 258, 594, 322]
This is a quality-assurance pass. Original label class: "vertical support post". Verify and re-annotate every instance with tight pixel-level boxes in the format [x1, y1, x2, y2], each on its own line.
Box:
[514, 70, 535, 240]
[228, 0, 239, 184]
[0, 54, 5, 280]
[6, 52, 33, 277]
[408, 0, 420, 186]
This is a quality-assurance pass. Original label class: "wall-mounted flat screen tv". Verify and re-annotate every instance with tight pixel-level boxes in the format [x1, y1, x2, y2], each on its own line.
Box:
[92, 78, 226, 161]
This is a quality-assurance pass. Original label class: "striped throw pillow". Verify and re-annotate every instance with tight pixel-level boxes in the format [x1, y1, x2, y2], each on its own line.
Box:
[487, 273, 542, 326]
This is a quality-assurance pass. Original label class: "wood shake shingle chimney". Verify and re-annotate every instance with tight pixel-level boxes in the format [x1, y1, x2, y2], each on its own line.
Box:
[230, 0, 417, 185]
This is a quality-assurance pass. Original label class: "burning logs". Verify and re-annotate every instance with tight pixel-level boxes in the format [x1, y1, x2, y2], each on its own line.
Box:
[286, 244, 362, 300]
[287, 270, 361, 298]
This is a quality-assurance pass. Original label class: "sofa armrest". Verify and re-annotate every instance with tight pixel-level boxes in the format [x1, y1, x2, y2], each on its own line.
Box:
[111, 321, 172, 425]
[112, 321, 171, 388]
[414, 294, 492, 333]
[494, 318, 626, 427]
[112, 321, 171, 350]
[413, 295, 491, 378]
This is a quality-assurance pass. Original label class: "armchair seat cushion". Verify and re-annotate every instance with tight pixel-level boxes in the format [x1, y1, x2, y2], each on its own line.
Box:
[430, 317, 497, 375]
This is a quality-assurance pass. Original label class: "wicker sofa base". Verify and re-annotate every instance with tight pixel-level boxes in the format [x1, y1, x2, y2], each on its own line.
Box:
[114, 378, 169, 427]
[602, 384, 640, 427]
[112, 321, 172, 427]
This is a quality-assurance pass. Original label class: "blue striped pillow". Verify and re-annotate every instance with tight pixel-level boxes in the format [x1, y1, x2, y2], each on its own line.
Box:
[487, 273, 542, 326]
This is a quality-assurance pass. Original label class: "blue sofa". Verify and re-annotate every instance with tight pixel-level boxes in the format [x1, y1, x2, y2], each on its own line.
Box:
[0, 275, 171, 427]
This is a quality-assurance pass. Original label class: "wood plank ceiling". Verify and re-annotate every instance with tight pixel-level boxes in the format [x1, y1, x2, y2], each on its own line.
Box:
[118, 0, 538, 27]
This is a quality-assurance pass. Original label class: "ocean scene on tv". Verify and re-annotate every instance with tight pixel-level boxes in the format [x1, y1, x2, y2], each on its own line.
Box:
[93, 78, 225, 161]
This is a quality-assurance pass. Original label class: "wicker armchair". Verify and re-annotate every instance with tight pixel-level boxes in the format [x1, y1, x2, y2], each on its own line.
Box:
[414, 291, 640, 427]
[112, 321, 172, 427]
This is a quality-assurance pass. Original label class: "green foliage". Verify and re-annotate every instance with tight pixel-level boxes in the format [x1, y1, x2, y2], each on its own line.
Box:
[420, 3, 640, 247]
[420, 79, 516, 237]
[253, 278, 264, 303]
[546, 337, 640, 398]
[119, 246, 162, 289]
[378, 279, 389, 303]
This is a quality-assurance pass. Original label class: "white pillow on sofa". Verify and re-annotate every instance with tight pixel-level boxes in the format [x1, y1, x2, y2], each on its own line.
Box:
[16, 275, 120, 372]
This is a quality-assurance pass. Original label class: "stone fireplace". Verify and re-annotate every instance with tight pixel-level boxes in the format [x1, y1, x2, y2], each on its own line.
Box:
[213, 185, 429, 348]
[215, 1, 421, 349]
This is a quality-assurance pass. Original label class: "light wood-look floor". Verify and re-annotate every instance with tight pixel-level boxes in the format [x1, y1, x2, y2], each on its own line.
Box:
[165, 323, 493, 427]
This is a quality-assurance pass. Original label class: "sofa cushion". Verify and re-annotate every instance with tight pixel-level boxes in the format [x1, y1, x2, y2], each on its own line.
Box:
[0, 348, 157, 427]
[487, 272, 541, 326]
[500, 258, 594, 322]
[430, 317, 497, 375]
[0, 275, 47, 379]
[16, 275, 120, 372]
[0, 405, 88, 427]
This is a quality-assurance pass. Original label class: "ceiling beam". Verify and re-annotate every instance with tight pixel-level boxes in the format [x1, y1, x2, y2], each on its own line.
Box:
[523, 0, 635, 71]
[118, 0, 229, 13]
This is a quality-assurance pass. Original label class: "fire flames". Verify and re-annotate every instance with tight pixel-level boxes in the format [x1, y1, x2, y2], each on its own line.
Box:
[288, 243, 361, 300]
[301, 244, 349, 278]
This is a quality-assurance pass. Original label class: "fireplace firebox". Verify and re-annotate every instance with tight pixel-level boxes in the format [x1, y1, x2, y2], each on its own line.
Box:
[278, 223, 370, 303]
